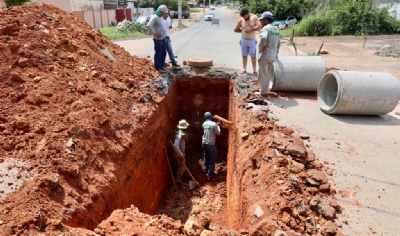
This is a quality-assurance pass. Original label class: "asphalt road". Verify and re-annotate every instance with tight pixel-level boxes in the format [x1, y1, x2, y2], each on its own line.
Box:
[115, 7, 292, 70]
[115, 7, 400, 236]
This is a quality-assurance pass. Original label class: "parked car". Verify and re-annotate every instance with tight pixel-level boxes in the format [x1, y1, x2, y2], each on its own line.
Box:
[173, 11, 190, 19]
[210, 6, 216, 10]
[200, 4, 204, 7]
[205, 12, 214, 21]
[135, 16, 150, 25]
[273, 16, 297, 29]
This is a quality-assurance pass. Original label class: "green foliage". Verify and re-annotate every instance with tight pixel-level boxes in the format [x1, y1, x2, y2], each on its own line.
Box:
[274, 0, 400, 37]
[116, 20, 151, 35]
[137, 0, 189, 11]
[5, 0, 29, 7]
[248, 0, 314, 18]
[99, 26, 146, 40]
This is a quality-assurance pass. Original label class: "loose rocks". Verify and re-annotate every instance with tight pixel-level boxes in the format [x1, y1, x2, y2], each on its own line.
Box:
[306, 169, 328, 186]
[309, 195, 336, 220]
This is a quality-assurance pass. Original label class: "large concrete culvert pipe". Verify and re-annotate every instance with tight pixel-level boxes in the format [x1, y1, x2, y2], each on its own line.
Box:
[272, 56, 326, 92]
[318, 71, 400, 115]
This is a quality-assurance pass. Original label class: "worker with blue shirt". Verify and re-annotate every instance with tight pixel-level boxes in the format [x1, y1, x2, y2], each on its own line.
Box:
[257, 11, 280, 97]
[202, 112, 221, 180]
[146, 5, 169, 73]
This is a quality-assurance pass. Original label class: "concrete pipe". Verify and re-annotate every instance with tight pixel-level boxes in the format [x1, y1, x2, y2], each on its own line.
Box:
[272, 56, 326, 92]
[318, 71, 400, 115]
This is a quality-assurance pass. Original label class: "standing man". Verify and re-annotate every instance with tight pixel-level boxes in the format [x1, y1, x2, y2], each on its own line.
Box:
[258, 11, 280, 97]
[146, 5, 169, 73]
[202, 112, 221, 180]
[163, 10, 179, 67]
[234, 7, 262, 75]
[174, 119, 189, 185]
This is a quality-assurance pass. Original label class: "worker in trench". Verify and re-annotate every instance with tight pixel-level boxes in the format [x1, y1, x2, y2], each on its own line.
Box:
[202, 112, 221, 180]
[173, 119, 189, 186]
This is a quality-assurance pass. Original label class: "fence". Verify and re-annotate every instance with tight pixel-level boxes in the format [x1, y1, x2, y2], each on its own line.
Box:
[72, 7, 154, 29]
[73, 9, 116, 28]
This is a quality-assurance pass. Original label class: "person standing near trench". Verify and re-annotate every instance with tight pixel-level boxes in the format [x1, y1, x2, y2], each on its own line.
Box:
[173, 119, 189, 185]
[257, 11, 280, 97]
[146, 5, 169, 73]
[202, 112, 221, 180]
[234, 7, 262, 75]
[163, 10, 179, 67]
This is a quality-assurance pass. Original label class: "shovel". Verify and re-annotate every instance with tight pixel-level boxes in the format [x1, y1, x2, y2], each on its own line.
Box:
[170, 141, 199, 190]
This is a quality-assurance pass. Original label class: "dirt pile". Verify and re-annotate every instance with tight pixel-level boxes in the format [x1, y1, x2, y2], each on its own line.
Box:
[0, 4, 343, 236]
[0, 4, 166, 235]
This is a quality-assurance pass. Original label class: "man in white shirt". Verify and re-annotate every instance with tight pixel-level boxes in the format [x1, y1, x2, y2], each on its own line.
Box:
[163, 11, 179, 67]
[234, 8, 262, 75]
[202, 112, 221, 180]
[146, 5, 169, 72]
[258, 11, 280, 97]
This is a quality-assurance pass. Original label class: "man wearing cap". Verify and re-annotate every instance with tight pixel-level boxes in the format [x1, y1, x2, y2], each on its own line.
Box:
[174, 119, 189, 185]
[202, 112, 221, 179]
[146, 5, 169, 72]
[257, 11, 280, 97]
[163, 10, 179, 67]
[234, 7, 262, 75]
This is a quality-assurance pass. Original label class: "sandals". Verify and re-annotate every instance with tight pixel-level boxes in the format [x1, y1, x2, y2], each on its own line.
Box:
[240, 70, 247, 74]
[253, 71, 258, 75]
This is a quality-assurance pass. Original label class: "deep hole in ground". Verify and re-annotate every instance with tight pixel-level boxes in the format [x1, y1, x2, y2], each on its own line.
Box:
[64, 74, 234, 230]
[62, 70, 339, 235]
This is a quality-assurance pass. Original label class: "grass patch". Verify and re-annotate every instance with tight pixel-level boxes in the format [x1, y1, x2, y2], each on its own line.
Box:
[99, 26, 147, 40]
[177, 23, 188, 29]
[190, 8, 203, 12]
[280, 28, 294, 38]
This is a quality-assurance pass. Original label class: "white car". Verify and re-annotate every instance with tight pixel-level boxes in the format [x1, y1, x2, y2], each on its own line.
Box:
[205, 12, 214, 21]
[210, 6, 216, 10]
[273, 16, 297, 29]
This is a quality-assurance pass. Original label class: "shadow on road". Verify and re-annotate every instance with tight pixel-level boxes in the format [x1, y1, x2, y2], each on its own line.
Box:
[328, 113, 400, 126]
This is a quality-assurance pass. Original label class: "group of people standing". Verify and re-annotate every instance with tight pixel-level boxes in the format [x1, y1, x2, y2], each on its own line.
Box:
[146, 5, 179, 73]
[148, 7, 280, 186]
[173, 112, 221, 185]
[234, 8, 281, 97]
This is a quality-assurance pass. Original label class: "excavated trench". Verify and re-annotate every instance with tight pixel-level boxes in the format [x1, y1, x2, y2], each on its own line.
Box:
[65, 70, 244, 230]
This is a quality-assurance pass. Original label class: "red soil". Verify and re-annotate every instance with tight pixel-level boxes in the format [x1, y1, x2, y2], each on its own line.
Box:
[0, 4, 342, 236]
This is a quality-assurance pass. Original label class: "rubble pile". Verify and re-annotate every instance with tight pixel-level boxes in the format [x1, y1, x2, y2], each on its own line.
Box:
[0, 4, 165, 235]
[375, 44, 400, 58]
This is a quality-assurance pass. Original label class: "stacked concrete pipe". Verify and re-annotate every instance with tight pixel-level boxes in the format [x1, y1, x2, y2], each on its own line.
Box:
[272, 56, 326, 92]
[318, 71, 400, 115]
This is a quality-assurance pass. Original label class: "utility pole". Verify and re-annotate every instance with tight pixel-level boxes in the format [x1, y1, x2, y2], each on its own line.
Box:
[203, 0, 205, 12]
[178, 0, 182, 25]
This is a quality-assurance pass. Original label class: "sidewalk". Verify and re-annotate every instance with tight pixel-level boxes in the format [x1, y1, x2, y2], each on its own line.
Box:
[283, 35, 400, 77]
[171, 10, 206, 33]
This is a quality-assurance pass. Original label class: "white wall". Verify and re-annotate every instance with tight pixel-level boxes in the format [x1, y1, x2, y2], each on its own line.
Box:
[36, 0, 72, 12]
[71, 0, 104, 11]
[36, 0, 104, 12]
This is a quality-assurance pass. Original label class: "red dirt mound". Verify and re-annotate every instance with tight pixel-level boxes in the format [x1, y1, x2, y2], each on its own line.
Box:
[0, 4, 167, 235]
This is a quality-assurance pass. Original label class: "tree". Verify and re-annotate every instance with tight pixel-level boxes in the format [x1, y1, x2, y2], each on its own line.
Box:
[249, 0, 314, 18]
[5, 0, 29, 8]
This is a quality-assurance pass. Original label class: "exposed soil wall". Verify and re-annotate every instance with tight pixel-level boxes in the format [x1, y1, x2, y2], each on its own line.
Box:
[0, 4, 342, 236]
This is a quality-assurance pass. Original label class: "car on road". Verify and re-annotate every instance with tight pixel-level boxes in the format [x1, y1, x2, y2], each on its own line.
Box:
[173, 11, 190, 19]
[205, 12, 214, 21]
[210, 6, 216, 10]
[273, 16, 297, 29]
[135, 16, 150, 25]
